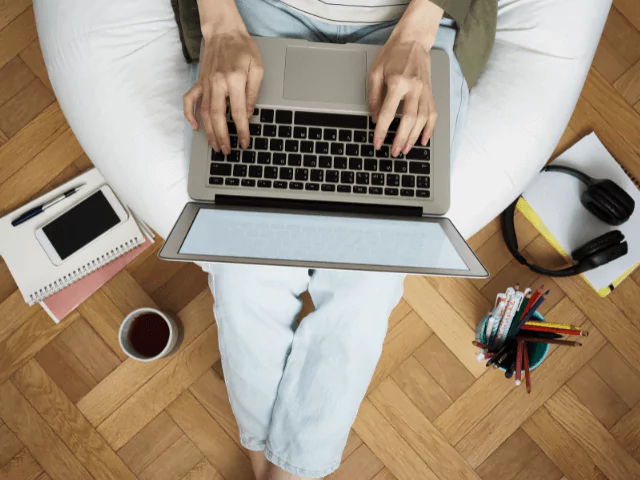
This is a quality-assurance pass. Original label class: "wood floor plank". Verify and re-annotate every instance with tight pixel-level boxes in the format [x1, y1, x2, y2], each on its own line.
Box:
[0, 424, 23, 467]
[546, 386, 640, 480]
[150, 263, 209, 314]
[167, 391, 254, 480]
[77, 289, 213, 426]
[611, 402, 640, 463]
[189, 369, 241, 447]
[388, 298, 413, 331]
[77, 290, 128, 362]
[102, 270, 158, 315]
[0, 78, 55, 137]
[523, 406, 604, 480]
[480, 258, 541, 305]
[0, 380, 92, 480]
[0, 102, 66, 188]
[372, 468, 397, 480]
[0, 57, 34, 107]
[352, 399, 439, 480]
[467, 216, 501, 251]
[614, 0, 640, 31]
[368, 310, 433, 394]
[566, 365, 629, 429]
[603, 6, 640, 66]
[98, 324, 221, 450]
[0, 259, 17, 305]
[590, 344, 640, 408]
[455, 319, 606, 468]
[127, 243, 185, 294]
[614, 60, 640, 106]
[139, 435, 203, 480]
[342, 430, 364, 462]
[179, 460, 222, 480]
[608, 277, 640, 331]
[426, 276, 492, 329]
[404, 275, 485, 378]
[512, 453, 563, 480]
[433, 297, 581, 444]
[0, 290, 37, 344]
[328, 444, 383, 480]
[18, 40, 53, 92]
[0, 450, 42, 480]
[12, 360, 138, 480]
[118, 412, 185, 476]
[476, 429, 541, 480]
[0, 7, 37, 71]
[592, 36, 630, 84]
[0, 127, 84, 215]
[391, 356, 452, 422]
[369, 379, 480, 480]
[0, 0, 31, 31]
[0, 310, 77, 386]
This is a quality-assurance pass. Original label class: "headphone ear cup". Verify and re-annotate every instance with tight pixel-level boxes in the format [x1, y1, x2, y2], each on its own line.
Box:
[571, 230, 624, 262]
[581, 180, 635, 226]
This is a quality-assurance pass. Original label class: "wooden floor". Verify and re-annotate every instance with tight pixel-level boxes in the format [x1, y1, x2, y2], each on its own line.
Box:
[1, 3, 640, 480]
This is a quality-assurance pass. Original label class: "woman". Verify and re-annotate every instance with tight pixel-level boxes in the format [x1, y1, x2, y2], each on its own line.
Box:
[178, 0, 495, 478]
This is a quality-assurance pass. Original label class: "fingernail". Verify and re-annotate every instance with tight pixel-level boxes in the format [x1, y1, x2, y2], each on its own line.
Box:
[374, 137, 382, 150]
[222, 146, 230, 155]
[402, 144, 411, 154]
[392, 146, 400, 157]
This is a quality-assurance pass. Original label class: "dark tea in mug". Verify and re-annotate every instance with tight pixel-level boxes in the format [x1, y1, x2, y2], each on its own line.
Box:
[128, 312, 170, 358]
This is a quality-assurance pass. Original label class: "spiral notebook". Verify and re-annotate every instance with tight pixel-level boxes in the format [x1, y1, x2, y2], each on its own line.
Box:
[0, 168, 149, 307]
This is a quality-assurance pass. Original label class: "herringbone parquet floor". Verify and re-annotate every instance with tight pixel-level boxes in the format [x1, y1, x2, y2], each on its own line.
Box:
[1, 2, 640, 480]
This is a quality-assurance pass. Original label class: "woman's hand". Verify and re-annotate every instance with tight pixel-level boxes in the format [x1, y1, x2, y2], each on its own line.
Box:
[184, 1, 263, 154]
[368, 0, 444, 157]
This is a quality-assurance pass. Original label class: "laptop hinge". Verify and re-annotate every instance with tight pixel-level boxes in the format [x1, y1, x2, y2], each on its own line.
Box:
[214, 195, 423, 217]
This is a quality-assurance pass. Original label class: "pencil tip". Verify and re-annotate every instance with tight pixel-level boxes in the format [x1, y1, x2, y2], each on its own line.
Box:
[515, 380, 521, 386]
[544, 290, 550, 295]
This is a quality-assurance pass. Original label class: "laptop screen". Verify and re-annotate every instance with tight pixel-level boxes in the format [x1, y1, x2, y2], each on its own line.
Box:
[179, 208, 469, 271]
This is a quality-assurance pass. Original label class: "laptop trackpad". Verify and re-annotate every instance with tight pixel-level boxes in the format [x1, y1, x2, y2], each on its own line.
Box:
[283, 46, 366, 104]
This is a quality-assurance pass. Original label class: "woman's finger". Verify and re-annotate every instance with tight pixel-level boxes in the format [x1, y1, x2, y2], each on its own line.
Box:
[201, 85, 220, 152]
[373, 79, 406, 150]
[183, 83, 203, 130]
[210, 77, 231, 154]
[228, 72, 250, 149]
[392, 90, 419, 157]
[367, 67, 384, 124]
[246, 60, 264, 115]
[404, 95, 430, 154]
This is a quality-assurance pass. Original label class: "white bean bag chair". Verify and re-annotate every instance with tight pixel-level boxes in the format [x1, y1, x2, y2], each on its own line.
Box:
[34, 0, 611, 240]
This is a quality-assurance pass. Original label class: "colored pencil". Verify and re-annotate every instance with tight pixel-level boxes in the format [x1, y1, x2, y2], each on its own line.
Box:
[523, 342, 531, 393]
[515, 340, 524, 386]
[477, 352, 494, 361]
[512, 291, 549, 336]
[515, 335, 582, 347]
[505, 357, 516, 379]
[493, 350, 510, 369]
[507, 293, 531, 338]
[521, 331, 563, 340]
[521, 325, 588, 337]
[525, 320, 581, 331]
[522, 285, 544, 317]
[472, 341, 489, 349]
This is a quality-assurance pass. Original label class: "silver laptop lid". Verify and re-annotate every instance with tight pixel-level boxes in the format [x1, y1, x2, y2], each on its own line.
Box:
[159, 203, 488, 277]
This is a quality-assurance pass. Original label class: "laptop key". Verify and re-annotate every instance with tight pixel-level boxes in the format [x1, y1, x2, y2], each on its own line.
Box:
[388, 117, 401, 132]
[341, 171, 354, 184]
[288, 154, 302, 166]
[258, 180, 272, 188]
[339, 130, 352, 142]
[369, 186, 382, 195]
[264, 124, 277, 137]
[241, 179, 256, 187]
[321, 184, 336, 192]
[409, 161, 430, 174]
[275, 110, 293, 124]
[273, 152, 286, 165]
[211, 163, 231, 176]
[270, 139, 284, 151]
[417, 189, 430, 198]
[364, 159, 377, 171]
[310, 169, 324, 182]
[253, 108, 259, 116]
[278, 126, 292, 138]
[309, 128, 322, 140]
[369, 117, 376, 129]
[227, 122, 237, 134]
[330, 142, 344, 155]
[305, 183, 320, 191]
[401, 189, 415, 197]
[394, 161, 408, 173]
[319, 156, 332, 168]
[402, 175, 415, 187]
[290, 181, 304, 190]
[255, 138, 268, 150]
[230, 136, 238, 148]
[227, 150, 241, 162]
[241, 151, 255, 163]
[417, 176, 430, 188]
[249, 166, 263, 178]
[285, 140, 299, 152]
[354, 186, 367, 194]
[257, 152, 271, 164]
[315, 142, 329, 154]
[384, 133, 394, 145]
[294, 111, 367, 129]
[274, 181, 288, 189]
[303, 155, 317, 167]
[225, 178, 240, 186]
[209, 176, 223, 185]
[249, 124, 261, 136]
[354, 130, 367, 143]
[295, 168, 309, 181]
[372, 173, 384, 185]
[379, 160, 392, 172]
[356, 172, 370, 185]
[265, 167, 278, 179]
[361, 145, 374, 157]
[349, 158, 362, 170]
[326, 170, 339, 183]
[280, 167, 293, 180]
[260, 109, 274, 123]
[376, 146, 390, 158]
[407, 148, 430, 160]
[387, 174, 400, 187]
[385, 188, 399, 196]
[334, 157, 347, 169]
[346, 144, 359, 156]
[233, 165, 247, 177]
[212, 150, 225, 161]
[293, 127, 307, 139]
[324, 129, 337, 141]
[301, 141, 314, 153]
[337, 185, 352, 193]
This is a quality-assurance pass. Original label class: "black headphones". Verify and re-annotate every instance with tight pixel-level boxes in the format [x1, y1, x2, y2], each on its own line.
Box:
[502, 165, 635, 277]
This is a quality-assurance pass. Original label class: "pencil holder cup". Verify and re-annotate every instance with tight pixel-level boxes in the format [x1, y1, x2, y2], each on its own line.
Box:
[476, 311, 549, 372]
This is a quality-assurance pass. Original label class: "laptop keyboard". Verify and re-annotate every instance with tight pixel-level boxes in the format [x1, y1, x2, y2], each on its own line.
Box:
[209, 108, 431, 199]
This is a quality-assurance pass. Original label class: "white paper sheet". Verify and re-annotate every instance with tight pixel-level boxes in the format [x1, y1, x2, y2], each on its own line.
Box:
[522, 133, 640, 291]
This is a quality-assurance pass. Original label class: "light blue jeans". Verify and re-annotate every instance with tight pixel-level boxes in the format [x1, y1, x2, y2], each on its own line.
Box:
[195, 0, 468, 477]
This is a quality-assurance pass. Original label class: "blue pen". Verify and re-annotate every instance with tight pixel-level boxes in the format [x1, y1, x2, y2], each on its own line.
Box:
[11, 184, 85, 227]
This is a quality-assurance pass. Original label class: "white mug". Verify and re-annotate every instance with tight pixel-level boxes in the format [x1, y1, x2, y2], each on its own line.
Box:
[118, 307, 179, 362]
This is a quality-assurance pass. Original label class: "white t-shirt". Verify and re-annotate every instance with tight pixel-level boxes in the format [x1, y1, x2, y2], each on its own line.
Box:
[279, 0, 410, 25]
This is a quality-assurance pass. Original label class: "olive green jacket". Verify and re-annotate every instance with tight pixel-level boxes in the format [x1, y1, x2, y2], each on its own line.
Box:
[171, 0, 497, 88]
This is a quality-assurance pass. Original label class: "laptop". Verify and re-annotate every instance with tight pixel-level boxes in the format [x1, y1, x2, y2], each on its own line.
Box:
[159, 37, 488, 278]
